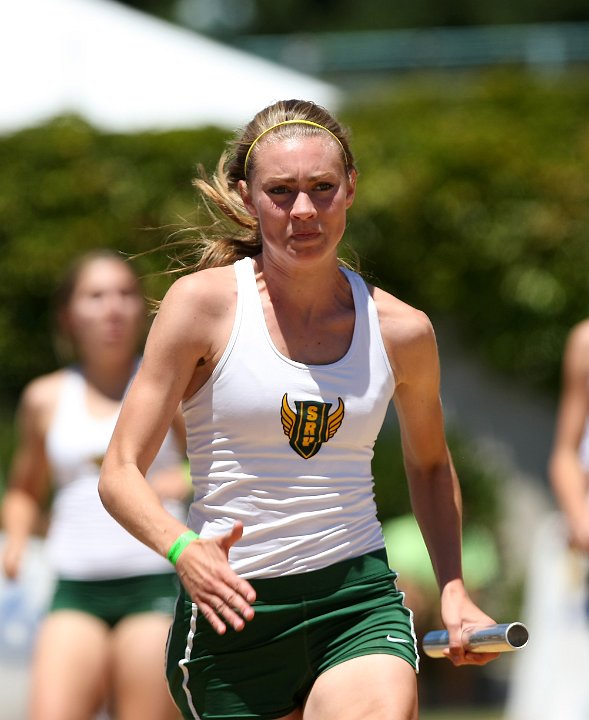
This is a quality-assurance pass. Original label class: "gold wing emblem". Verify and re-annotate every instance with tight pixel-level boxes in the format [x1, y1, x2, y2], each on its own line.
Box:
[326, 397, 345, 439]
[281, 393, 296, 438]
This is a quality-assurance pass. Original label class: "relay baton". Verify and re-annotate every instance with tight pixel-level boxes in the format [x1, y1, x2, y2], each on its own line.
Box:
[422, 622, 529, 658]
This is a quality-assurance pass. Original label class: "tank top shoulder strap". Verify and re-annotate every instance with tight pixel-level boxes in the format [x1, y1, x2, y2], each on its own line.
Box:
[233, 256, 267, 342]
[340, 267, 394, 379]
[234, 256, 258, 305]
[47, 367, 86, 440]
[194, 257, 258, 388]
[58, 366, 85, 414]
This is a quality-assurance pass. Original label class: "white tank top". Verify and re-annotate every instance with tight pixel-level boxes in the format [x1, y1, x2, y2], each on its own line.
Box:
[45, 364, 186, 580]
[183, 257, 396, 578]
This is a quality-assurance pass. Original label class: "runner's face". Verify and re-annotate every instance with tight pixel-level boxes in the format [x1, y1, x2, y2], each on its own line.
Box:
[62, 258, 145, 357]
[240, 135, 356, 266]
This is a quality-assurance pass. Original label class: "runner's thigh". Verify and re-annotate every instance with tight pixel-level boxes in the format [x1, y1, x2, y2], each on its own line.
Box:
[111, 612, 180, 720]
[29, 610, 110, 720]
[303, 654, 418, 720]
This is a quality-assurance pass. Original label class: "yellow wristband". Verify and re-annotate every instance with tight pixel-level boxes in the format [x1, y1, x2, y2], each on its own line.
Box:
[167, 530, 199, 566]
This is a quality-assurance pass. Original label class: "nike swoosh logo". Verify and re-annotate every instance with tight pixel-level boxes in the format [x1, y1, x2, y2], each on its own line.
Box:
[386, 635, 410, 643]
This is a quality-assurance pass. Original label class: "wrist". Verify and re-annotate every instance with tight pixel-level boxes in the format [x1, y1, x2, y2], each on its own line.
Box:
[167, 530, 199, 566]
[440, 577, 467, 599]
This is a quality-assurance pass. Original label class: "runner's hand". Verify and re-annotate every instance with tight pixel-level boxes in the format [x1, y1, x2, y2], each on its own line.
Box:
[2, 539, 24, 579]
[174, 521, 256, 634]
[440, 579, 500, 666]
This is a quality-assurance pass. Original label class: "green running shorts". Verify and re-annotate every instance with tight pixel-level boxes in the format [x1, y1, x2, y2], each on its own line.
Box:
[166, 549, 418, 720]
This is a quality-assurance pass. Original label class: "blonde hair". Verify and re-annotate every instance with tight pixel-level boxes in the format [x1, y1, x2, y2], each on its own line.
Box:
[168, 99, 356, 275]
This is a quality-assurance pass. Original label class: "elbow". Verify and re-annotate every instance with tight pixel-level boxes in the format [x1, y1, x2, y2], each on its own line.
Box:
[547, 456, 557, 492]
[406, 458, 454, 486]
[97, 462, 117, 516]
[547, 448, 568, 493]
[97, 474, 110, 513]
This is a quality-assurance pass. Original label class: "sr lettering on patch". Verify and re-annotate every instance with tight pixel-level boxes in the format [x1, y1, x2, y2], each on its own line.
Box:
[280, 393, 345, 459]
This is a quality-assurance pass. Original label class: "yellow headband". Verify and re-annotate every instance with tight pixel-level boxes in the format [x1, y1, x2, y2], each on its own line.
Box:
[243, 119, 347, 177]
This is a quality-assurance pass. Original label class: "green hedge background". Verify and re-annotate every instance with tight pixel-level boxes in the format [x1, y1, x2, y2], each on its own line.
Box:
[2, 69, 588, 410]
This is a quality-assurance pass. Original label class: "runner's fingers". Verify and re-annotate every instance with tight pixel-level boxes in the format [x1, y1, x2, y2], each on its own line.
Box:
[446, 650, 499, 667]
[464, 651, 499, 666]
[229, 591, 255, 621]
[214, 575, 256, 619]
[233, 578, 256, 604]
[199, 602, 227, 635]
[217, 601, 247, 632]
[211, 592, 251, 629]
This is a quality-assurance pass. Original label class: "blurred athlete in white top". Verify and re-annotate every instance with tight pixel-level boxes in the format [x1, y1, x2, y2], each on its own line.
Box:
[1, 250, 188, 720]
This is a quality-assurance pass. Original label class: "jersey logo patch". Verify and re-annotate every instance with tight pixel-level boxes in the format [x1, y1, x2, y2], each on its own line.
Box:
[280, 393, 345, 459]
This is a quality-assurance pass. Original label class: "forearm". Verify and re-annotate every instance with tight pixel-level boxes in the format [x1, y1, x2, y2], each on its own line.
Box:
[1, 489, 42, 578]
[550, 449, 589, 548]
[1, 488, 40, 543]
[550, 450, 589, 522]
[99, 460, 191, 559]
[408, 458, 464, 591]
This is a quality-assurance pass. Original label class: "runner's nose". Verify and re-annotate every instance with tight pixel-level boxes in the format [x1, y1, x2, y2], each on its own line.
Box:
[291, 191, 316, 220]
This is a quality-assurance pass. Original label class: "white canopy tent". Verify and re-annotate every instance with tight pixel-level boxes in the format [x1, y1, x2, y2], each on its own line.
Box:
[0, 0, 341, 134]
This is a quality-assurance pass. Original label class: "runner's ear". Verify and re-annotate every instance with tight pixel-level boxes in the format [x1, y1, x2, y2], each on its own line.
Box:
[238, 180, 257, 218]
